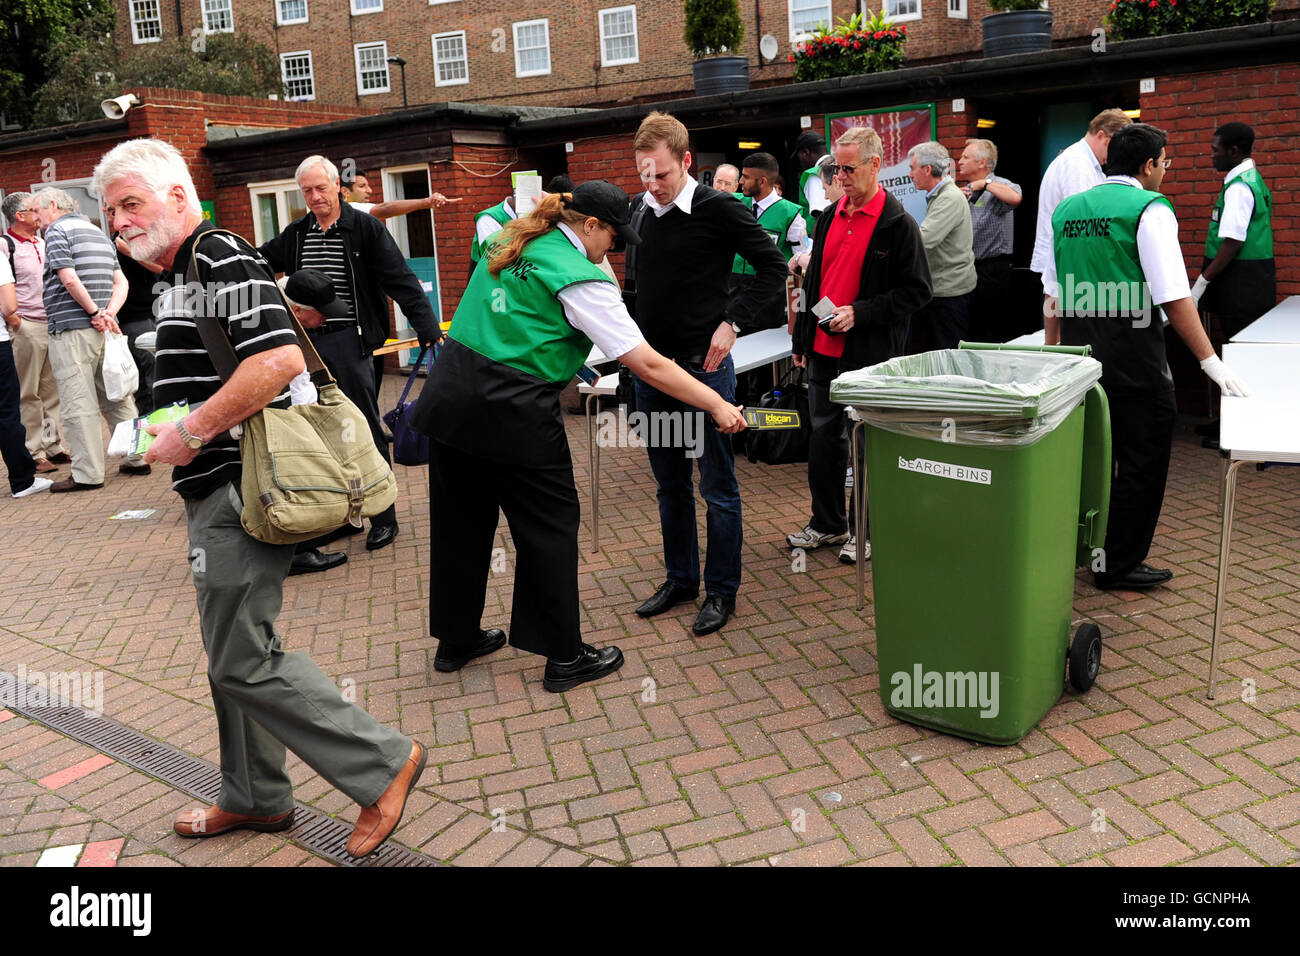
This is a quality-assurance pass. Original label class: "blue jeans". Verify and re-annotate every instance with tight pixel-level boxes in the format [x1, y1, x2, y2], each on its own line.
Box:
[634, 355, 742, 600]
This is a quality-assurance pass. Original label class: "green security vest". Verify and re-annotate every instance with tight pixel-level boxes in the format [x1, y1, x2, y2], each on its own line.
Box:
[1205, 167, 1272, 260]
[469, 201, 514, 264]
[450, 228, 613, 383]
[731, 194, 803, 275]
[1052, 182, 1175, 393]
[797, 167, 817, 222]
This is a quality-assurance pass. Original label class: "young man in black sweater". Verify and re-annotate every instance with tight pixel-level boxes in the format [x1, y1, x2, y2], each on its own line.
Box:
[627, 111, 786, 636]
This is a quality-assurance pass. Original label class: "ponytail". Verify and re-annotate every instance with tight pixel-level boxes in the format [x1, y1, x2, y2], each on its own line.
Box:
[487, 192, 590, 275]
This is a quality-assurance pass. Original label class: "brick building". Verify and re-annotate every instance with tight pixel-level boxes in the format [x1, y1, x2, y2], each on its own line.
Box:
[106, 0, 1239, 112]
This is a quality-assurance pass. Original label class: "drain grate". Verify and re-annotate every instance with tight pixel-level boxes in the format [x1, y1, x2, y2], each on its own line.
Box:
[0, 672, 440, 868]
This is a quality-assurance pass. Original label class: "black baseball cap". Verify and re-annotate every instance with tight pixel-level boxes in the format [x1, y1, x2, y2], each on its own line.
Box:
[565, 180, 640, 246]
[792, 131, 825, 157]
[283, 269, 350, 319]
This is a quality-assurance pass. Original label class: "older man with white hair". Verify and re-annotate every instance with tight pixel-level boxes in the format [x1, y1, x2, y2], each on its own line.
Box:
[91, 137, 426, 858]
[907, 141, 976, 352]
[32, 187, 148, 490]
[259, 155, 439, 562]
[957, 138, 1022, 341]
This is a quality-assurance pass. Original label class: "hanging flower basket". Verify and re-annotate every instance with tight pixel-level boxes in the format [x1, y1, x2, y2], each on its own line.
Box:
[790, 11, 907, 83]
[1105, 0, 1273, 41]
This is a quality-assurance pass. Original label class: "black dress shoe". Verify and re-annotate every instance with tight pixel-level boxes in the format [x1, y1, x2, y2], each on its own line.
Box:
[366, 523, 399, 551]
[434, 628, 507, 673]
[543, 643, 625, 693]
[1093, 563, 1173, 591]
[692, 594, 736, 636]
[635, 581, 699, 618]
[288, 549, 348, 576]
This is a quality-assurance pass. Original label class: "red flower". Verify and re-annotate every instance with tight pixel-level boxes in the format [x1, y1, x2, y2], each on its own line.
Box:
[1148, 0, 1157, 7]
[874, 30, 884, 39]
[788, 53, 795, 62]
[853, 39, 861, 49]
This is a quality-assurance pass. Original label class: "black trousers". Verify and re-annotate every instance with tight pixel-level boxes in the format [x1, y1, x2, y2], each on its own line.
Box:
[968, 256, 1013, 343]
[310, 326, 396, 529]
[807, 353, 865, 537]
[910, 292, 972, 353]
[1097, 388, 1177, 582]
[120, 318, 156, 417]
[428, 438, 582, 661]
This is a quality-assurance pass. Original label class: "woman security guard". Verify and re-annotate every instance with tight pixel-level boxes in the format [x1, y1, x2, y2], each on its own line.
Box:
[410, 181, 746, 692]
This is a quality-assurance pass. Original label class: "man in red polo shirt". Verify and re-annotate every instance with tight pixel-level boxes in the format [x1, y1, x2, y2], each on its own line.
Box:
[788, 126, 932, 563]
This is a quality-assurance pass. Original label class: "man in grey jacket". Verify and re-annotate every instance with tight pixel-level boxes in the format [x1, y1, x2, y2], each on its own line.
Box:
[907, 142, 976, 352]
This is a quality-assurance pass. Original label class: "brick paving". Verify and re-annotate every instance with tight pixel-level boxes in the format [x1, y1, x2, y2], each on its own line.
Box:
[0, 374, 1297, 867]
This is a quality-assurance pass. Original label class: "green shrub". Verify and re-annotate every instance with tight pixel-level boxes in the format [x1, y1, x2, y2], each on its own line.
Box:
[684, 0, 745, 58]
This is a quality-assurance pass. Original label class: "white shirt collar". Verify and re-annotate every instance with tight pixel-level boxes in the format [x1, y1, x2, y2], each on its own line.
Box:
[1103, 175, 1142, 188]
[1224, 157, 1255, 184]
[753, 188, 778, 215]
[642, 175, 697, 217]
[557, 221, 586, 253]
[503, 198, 517, 219]
[1076, 137, 1103, 174]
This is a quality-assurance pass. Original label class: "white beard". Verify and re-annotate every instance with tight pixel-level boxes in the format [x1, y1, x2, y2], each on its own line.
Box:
[125, 216, 184, 263]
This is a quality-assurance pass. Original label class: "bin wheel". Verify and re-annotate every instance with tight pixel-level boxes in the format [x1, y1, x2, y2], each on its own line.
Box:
[1068, 623, 1102, 693]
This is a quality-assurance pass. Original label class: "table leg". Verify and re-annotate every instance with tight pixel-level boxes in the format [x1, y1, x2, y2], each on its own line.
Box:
[1218, 456, 1227, 517]
[1207, 459, 1246, 700]
[586, 393, 601, 553]
[852, 420, 866, 611]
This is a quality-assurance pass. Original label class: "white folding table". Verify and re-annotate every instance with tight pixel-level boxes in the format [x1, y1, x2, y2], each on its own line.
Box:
[1228, 295, 1300, 344]
[577, 328, 793, 552]
[1207, 342, 1300, 697]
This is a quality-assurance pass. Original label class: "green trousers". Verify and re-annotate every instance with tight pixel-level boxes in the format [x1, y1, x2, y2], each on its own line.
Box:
[185, 481, 410, 814]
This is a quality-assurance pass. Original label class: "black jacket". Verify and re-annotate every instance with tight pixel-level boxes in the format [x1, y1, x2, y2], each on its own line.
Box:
[258, 199, 438, 351]
[793, 190, 932, 373]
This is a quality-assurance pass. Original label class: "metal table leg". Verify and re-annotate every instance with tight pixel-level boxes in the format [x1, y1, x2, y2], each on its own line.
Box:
[852, 420, 866, 611]
[586, 392, 601, 553]
[1207, 459, 1246, 699]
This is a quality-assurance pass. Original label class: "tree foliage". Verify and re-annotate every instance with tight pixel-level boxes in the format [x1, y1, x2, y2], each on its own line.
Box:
[0, 0, 115, 119]
[684, 0, 745, 58]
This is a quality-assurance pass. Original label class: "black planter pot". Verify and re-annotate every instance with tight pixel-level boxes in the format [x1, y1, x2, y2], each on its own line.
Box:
[692, 55, 750, 96]
[982, 10, 1053, 58]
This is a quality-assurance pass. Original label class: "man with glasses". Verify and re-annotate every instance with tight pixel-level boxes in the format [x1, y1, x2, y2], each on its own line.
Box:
[2, 192, 67, 472]
[789, 126, 932, 565]
[1044, 123, 1248, 591]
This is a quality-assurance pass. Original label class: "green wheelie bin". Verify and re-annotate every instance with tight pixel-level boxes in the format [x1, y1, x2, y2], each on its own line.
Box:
[830, 343, 1111, 745]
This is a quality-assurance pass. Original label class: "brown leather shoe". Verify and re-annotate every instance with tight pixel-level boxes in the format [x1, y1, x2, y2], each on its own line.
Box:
[34, 459, 58, 473]
[48, 452, 71, 464]
[346, 741, 427, 858]
[118, 462, 152, 476]
[49, 477, 104, 493]
[173, 804, 294, 838]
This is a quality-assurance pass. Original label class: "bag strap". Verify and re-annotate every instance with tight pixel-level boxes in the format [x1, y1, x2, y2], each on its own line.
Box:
[183, 224, 335, 388]
[395, 346, 431, 406]
[620, 196, 649, 309]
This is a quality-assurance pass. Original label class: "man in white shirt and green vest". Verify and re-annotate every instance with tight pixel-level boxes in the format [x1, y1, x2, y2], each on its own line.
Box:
[792, 131, 830, 222]
[1044, 123, 1249, 591]
[1192, 122, 1276, 342]
[729, 152, 808, 333]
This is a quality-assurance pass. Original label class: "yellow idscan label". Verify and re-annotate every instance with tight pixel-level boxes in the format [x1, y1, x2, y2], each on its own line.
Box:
[744, 407, 802, 430]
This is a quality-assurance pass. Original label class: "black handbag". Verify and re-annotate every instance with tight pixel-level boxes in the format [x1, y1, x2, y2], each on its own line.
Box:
[745, 367, 810, 465]
[383, 347, 433, 466]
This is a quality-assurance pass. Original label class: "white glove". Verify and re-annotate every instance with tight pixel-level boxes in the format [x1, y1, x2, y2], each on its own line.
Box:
[1200, 355, 1250, 397]
[1191, 274, 1209, 305]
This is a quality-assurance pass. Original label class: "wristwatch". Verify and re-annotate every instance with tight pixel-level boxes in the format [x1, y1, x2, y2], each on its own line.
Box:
[175, 418, 204, 450]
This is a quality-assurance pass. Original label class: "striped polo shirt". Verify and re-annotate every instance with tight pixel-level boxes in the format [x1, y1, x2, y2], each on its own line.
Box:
[42, 214, 119, 333]
[153, 226, 299, 500]
[300, 217, 356, 328]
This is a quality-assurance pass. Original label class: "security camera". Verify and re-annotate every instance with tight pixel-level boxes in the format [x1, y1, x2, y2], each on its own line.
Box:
[101, 94, 140, 119]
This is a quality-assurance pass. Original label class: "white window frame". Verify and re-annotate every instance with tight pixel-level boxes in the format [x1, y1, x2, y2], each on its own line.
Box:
[513, 19, 552, 78]
[247, 179, 310, 246]
[947, 0, 967, 18]
[789, 0, 833, 42]
[203, 0, 235, 34]
[1, 108, 22, 131]
[354, 41, 391, 95]
[29, 178, 111, 236]
[880, 0, 922, 22]
[351, 0, 383, 14]
[129, 0, 163, 44]
[431, 31, 469, 87]
[276, 0, 309, 26]
[599, 6, 639, 67]
[280, 50, 316, 101]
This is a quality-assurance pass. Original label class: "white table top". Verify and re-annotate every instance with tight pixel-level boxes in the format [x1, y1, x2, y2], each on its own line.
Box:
[1220, 343, 1300, 463]
[1230, 296, 1300, 344]
[587, 326, 792, 372]
[1006, 329, 1047, 347]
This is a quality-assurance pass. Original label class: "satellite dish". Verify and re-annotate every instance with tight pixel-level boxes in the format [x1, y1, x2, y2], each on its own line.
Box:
[760, 34, 778, 62]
